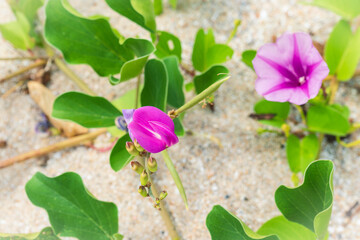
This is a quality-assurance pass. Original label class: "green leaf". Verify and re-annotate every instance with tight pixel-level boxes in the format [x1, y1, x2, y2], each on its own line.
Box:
[162, 150, 188, 208]
[163, 56, 185, 108]
[257, 216, 317, 240]
[25, 172, 120, 240]
[0, 12, 35, 50]
[155, 31, 182, 61]
[302, 0, 360, 20]
[45, 0, 153, 77]
[192, 28, 233, 72]
[254, 100, 290, 128]
[275, 160, 334, 240]
[324, 20, 360, 80]
[206, 205, 279, 240]
[109, 38, 155, 84]
[193, 65, 229, 94]
[52, 92, 121, 128]
[286, 134, 319, 174]
[0, 227, 60, 240]
[242, 50, 257, 71]
[173, 117, 185, 137]
[154, 0, 163, 15]
[185, 82, 194, 92]
[105, 0, 156, 32]
[307, 104, 350, 136]
[9, 0, 44, 24]
[110, 134, 134, 171]
[141, 59, 168, 111]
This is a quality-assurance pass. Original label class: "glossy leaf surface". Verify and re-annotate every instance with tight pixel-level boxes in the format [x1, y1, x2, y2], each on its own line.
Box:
[26, 172, 120, 240]
[194, 65, 229, 94]
[141, 59, 168, 111]
[275, 160, 334, 240]
[206, 205, 279, 240]
[105, 0, 156, 32]
[253, 100, 290, 128]
[52, 92, 121, 128]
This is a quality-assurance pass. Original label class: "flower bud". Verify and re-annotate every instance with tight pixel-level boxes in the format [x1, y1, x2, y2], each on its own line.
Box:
[155, 198, 160, 205]
[140, 170, 149, 186]
[138, 186, 148, 197]
[130, 161, 144, 174]
[134, 139, 144, 152]
[147, 157, 158, 172]
[126, 142, 139, 156]
[159, 190, 168, 200]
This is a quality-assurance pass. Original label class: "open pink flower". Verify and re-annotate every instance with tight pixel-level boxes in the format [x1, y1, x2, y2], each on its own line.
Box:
[122, 106, 178, 153]
[253, 32, 329, 105]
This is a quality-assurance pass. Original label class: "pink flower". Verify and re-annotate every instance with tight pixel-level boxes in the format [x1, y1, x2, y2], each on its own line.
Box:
[122, 106, 179, 153]
[253, 32, 329, 105]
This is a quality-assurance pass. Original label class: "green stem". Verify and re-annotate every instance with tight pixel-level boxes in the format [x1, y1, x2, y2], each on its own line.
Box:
[226, 19, 241, 44]
[0, 59, 46, 83]
[135, 74, 141, 108]
[54, 58, 96, 96]
[174, 76, 229, 116]
[43, 40, 96, 96]
[336, 136, 360, 148]
[143, 156, 181, 240]
[328, 76, 339, 105]
[294, 105, 306, 125]
[0, 56, 44, 60]
[161, 150, 188, 209]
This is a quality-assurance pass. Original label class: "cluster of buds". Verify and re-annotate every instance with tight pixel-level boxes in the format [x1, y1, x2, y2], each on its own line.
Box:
[126, 140, 147, 157]
[153, 191, 168, 210]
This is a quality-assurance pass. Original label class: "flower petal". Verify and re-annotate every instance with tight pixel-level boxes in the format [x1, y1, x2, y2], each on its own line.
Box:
[128, 121, 167, 153]
[122, 109, 136, 125]
[132, 106, 174, 131]
[149, 121, 179, 147]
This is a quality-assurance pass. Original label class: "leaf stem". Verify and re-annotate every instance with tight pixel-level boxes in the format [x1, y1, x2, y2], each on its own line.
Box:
[135, 74, 141, 108]
[294, 105, 306, 125]
[328, 76, 339, 104]
[0, 56, 45, 61]
[43, 40, 96, 96]
[0, 129, 107, 168]
[336, 136, 360, 148]
[54, 57, 96, 96]
[173, 76, 229, 116]
[143, 156, 181, 240]
[0, 59, 46, 83]
[161, 150, 188, 209]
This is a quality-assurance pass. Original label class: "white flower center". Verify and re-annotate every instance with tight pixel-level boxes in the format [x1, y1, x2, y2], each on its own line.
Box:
[298, 76, 306, 85]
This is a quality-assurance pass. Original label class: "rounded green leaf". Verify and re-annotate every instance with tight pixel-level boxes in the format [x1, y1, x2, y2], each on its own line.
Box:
[206, 205, 279, 240]
[307, 104, 350, 136]
[163, 56, 185, 108]
[242, 50, 257, 71]
[52, 92, 121, 128]
[192, 28, 233, 72]
[303, 0, 360, 20]
[141, 59, 168, 111]
[286, 134, 319, 174]
[25, 172, 119, 240]
[105, 0, 156, 32]
[324, 20, 360, 81]
[194, 65, 229, 94]
[253, 100, 290, 128]
[0, 227, 60, 240]
[45, 0, 136, 77]
[110, 134, 134, 171]
[275, 160, 334, 240]
[257, 216, 316, 240]
[155, 31, 182, 61]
